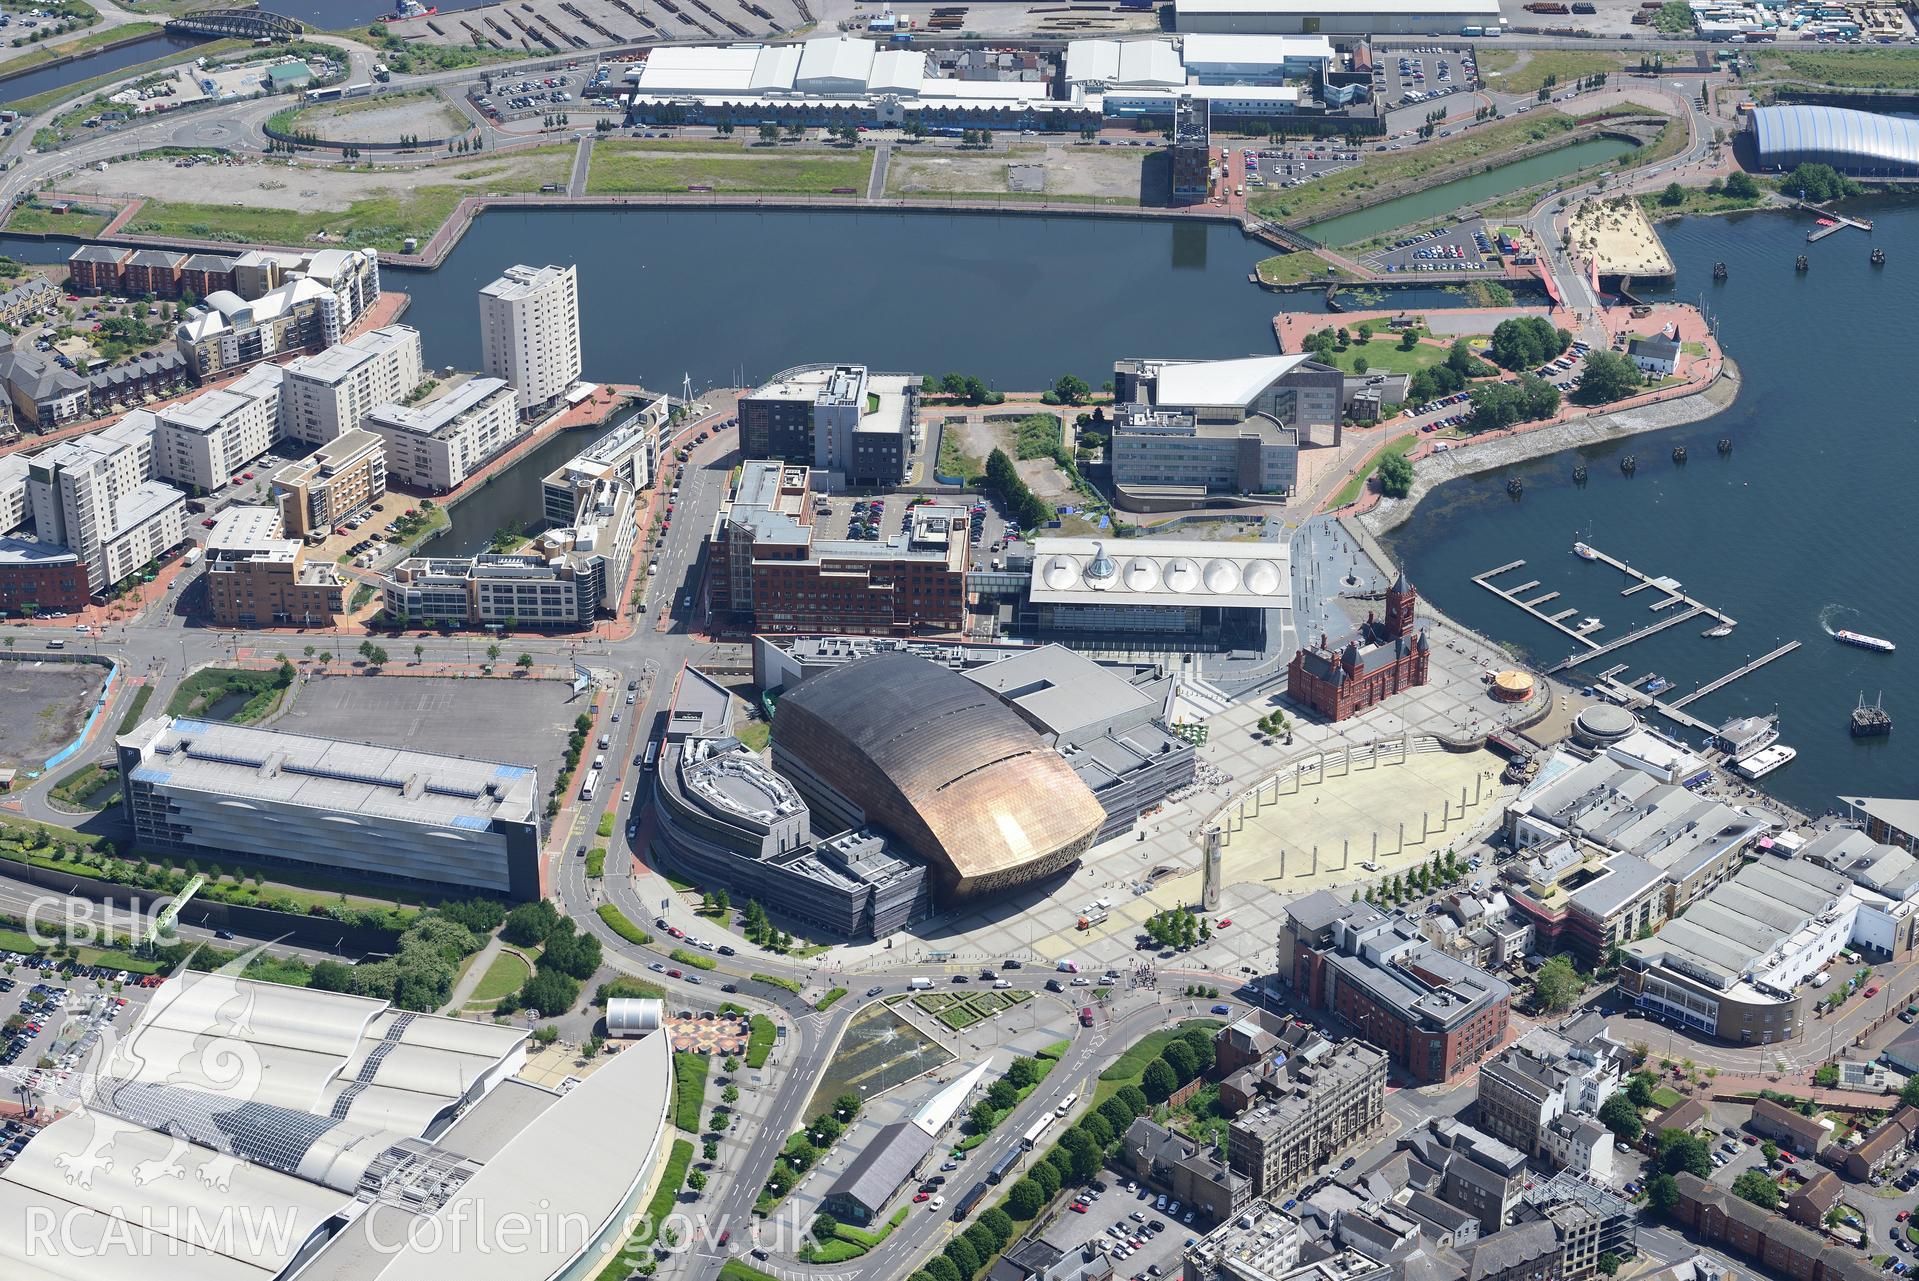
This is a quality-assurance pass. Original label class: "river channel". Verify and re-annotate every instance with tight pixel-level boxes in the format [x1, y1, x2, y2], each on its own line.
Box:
[0, 31, 204, 107]
[1304, 135, 1640, 247]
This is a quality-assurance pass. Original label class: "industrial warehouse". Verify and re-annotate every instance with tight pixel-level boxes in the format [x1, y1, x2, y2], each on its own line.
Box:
[650, 644, 1196, 939]
[623, 30, 1381, 131]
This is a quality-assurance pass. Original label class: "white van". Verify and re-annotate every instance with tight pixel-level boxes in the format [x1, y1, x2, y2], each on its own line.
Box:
[1811, 972, 1831, 988]
[908, 977, 934, 990]
[597, 734, 610, 750]
[593, 754, 604, 770]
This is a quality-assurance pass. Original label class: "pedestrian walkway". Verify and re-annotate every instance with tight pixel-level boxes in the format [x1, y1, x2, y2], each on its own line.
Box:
[441, 935, 506, 1015]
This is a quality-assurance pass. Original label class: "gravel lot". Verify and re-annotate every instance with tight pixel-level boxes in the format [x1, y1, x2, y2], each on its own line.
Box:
[0, 661, 106, 774]
[294, 96, 467, 146]
[63, 150, 571, 212]
[888, 142, 1159, 201]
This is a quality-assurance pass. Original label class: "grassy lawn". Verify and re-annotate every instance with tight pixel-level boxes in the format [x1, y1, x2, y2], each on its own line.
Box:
[1753, 47, 1919, 90]
[751, 973, 801, 994]
[587, 144, 874, 196]
[1253, 113, 1580, 227]
[672, 1052, 709, 1131]
[593, 1137, 694, 1281]
[1330, 433, 1419, 510]
[115, 683, 153, 734]
[166, 666, 290, 723]
[596, 812, 615, 838]
[1093, 1018, 1223, 1108]
[735, 720, 770, 752]
[1651, 1085, 1684, 1109]
[464, 950, 530, 1006]
[0, 921, 162, 974]
[1477, 49, 1627, 95]
[746, 1013, 776, 1068]
[48, 761, 118, 810]
[1639, 189, 1767, 220]
[1321, 334, 1450, 376]
[124, 148, 573, 253]
[815, 987, 847, 1011]
[937, 425, 986, 484]
[1256, 250, 1356, 286]
[3, 201, 112, 237]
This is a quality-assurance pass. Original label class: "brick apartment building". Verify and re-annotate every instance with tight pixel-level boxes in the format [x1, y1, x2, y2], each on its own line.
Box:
[709, 460, 968, 635]
[1674, 1172, 1878, 1281]
[1282, 890, 1511, 1084]
[121, 250, 186, 299]
[1286, 571, 1431, 721]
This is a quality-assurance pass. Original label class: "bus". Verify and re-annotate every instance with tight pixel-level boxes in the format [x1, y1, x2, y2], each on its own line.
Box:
[305, 84, 346, 102]
[642, 742, 660, 772]
[1055, 1092, 1079, 1118]
[580, 768, 600, 801]
[986, 1147, 1021, 1185]
[1020, 1113, 1054, 1151]
[951, 1180, 989, 1222]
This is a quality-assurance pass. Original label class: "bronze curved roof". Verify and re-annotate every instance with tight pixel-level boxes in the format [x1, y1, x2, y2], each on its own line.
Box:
[772, 652, 1105, 898]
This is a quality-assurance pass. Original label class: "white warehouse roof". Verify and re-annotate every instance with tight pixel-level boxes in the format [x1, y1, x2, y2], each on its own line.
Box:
[634, 44, 763, 94]
[796, 34, 877, 89]
[1065, 38, 1186, 87]
[1180, 32, 1335, 65]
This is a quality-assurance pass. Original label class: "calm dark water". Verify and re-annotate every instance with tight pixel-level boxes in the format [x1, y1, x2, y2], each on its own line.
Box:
[1386, 199, 1919, 817]
[433, 424, 598, 555]
[387, 208, 1300, 391]
[0, 32, 202, 106]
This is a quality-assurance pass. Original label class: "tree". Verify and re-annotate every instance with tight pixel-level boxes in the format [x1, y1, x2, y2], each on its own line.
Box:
[516, 652, 535, 670]
[1059, 1127, 1101, 1182]
[1812, 1063, 1839, 1088]
[1142, 1058, 1178, 1103]
[1099, 1096, 1135, 1135]
[1006, 1056, 1042, 1090]
[1761, 1139, 1779, 1162]
[1659, 181, 1686, 207]
[308, 959, 356, 992]
[1487, 315, 1569, 371]
[486, 643, 502, 663]
[1181, 1026, 1216, 1072]
[1645, 1172, 1680, 1215]
[1353, 356, 1369, 375]
[1376, 452, 1414, 498]
[1627, 1072, 1657, 1109]
[1781, 162, 1859, 203]
[1731, 1169, 1780, 1210]
[980, 1208, 1013, 1249]
[413, 643, 425, 663]
[1162, 1040, 1199, 1084]
[925, 1258, 963, 1281]
[1053, 374, 1090, 405]
[962, 1222, 999, 1261]
[1399, 329, 1419, 351]
[1657, 1129, 1712, 1180]
[1118, 1084, 1149, 1117]
[988, 1078, 1019, 1111]
[944, 1238, 980, 1278]
[519, 969, 579, 1016]
[503, 900, 560, 946]
[1724, 169, 1760, 199]
[969, 1098, 999, 1134]
[812, 1212, 839, 1242]
[1573, 350, 1643, 405]
[1599, 1093, 1642, 1143]
[1080, 1112, 1113, 1149]
[1007, 1177, 1044, 1219]
[1597, 1252, 1622, 1276]
[1534, 955, 1586, 1013]
[1029, 1156, 1061, 1199]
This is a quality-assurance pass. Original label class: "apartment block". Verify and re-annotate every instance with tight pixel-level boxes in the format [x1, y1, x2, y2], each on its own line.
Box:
[150, 364, 283, 494]
[738, 363, 916, 486]
[118, 715, 542, 900]
[1225, 1030, 1387, 1199]
[26, 414, 185, 592]
[202, 505, 345, 627]
[1283, 890, 1511, 1084]
[0, 538, 89, 614]
[272, 427, 386, 539]
[0, 277, 55, 326]
[176, 250, 383, 381]
[281, 325, 425, 446]
[478, 263, 581, 415]
[120, 249, 185, 299]
[363, 376, 523, 493]
[66, 244, 131, 293]
[0, 456, 26, 533]
[710, 460, 968, 635]
[1475, 1019, 1623, 1183]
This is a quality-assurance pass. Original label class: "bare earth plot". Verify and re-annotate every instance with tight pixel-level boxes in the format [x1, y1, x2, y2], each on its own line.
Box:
[0, 662, 106, 773]
[1568, 197, 1674, 277]
[949, 417, 1075, 499]
[293, 95, 467, 145]
[65, 151, 571, 212]
[886, 142, 1152, 203]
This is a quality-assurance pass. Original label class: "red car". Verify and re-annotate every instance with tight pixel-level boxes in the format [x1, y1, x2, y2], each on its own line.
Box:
[913, 1193, 930, 1203]
[1218, 918, 1232, 928]
[667, 925, 684, 938]
[1782, 1152, 1797, 1164]
[1867, 985, 1881, 997]
[201, 517, 216, 528]
[1069, 1202, 1087, 1213]
[667, 968, 682, 979]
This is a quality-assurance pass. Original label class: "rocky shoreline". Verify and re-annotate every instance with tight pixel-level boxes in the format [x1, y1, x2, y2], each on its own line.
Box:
[1357, 357, 1744, 540]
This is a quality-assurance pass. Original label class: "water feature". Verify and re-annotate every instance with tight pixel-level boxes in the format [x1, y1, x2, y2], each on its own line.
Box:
[434, 423, 601, 556]
[1304, 135, 1640, 247]
[806, 1002, 951, 1116]
[1385, 199, 1919, 818]
[0, 31, 203, 107]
